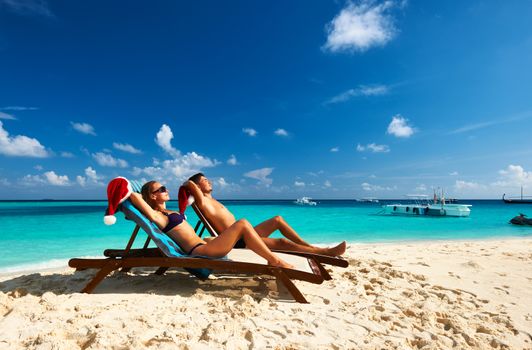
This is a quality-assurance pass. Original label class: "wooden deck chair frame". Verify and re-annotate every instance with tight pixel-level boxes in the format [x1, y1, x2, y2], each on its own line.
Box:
[69, 200, 324, 303]
[189, 202, 348, 277]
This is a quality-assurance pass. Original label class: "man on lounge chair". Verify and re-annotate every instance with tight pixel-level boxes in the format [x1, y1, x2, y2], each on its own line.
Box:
[183, 173, 346, 257]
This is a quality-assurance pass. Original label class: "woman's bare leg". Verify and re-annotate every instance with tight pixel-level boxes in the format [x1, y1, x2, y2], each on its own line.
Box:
[262, 238, 346, 256]
[192, 219, 294, 268]
[254, 216, 311, 246]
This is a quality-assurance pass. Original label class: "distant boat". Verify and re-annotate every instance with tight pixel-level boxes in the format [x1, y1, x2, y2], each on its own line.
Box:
[503, 187, 532, 204]
[356, 197, 379, 203]
[382, 193, 472, 217]
[294, 197, 317, 206]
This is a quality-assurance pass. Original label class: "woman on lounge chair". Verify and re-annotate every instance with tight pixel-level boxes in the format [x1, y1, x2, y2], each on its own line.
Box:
[129, 181, 293, 269]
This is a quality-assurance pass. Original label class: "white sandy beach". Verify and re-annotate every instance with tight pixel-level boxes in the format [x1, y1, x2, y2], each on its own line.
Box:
[1, 238, 531, 349]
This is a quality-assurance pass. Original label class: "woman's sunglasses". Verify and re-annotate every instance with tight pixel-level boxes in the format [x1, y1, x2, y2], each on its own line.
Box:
[152, 186, 167, 194]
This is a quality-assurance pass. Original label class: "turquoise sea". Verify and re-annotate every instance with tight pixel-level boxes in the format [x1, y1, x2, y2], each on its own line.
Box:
[0, 200, 530, 273]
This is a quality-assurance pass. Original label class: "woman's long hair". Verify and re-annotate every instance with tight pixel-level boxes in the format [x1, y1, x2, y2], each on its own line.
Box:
[141, 181, 158, 208]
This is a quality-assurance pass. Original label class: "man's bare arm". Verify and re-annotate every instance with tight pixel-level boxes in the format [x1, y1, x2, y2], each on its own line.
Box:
[183, 180, 205, 206]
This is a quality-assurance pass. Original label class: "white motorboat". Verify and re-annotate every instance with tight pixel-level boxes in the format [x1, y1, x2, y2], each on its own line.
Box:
[294, 196, 317, 206]
[356, 197, 379, 203]
[382, 194, 471, 217]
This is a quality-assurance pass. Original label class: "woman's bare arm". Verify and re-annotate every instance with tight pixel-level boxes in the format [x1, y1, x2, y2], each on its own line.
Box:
[129, 192, 166, 228]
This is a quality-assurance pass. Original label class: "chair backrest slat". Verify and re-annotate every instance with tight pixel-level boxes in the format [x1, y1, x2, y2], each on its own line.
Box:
[191, 204, 218, 237]
[120, 199, 211, 279]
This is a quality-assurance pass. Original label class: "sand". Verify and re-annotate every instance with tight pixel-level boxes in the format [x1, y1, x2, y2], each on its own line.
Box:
[0, 238, 531, 349]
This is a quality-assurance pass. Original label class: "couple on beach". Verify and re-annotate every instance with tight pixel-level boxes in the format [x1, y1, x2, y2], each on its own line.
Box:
[129, 173, 346, 269]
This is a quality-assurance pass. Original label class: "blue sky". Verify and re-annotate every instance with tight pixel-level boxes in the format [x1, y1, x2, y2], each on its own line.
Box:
[0, 0, 531, 199]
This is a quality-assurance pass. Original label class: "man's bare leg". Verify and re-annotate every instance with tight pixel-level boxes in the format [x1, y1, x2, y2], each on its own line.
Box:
[254, 216, 311, 246]
[193, 219, 294, 269]
[261, 237, 346, 257]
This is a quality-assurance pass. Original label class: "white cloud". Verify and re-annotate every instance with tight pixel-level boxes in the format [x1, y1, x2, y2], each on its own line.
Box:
[34, 165, 43, 171]
[330, 147, 339, 152]
[20, 174, 46, 186]
[155, 124, 180, 158]
[215, 177, 228, 188]
[227, 154, 238, 165]
[244, 167, 274, 186]
[493, 165, 532, 188]
[21, 171, 70, 186]
[113, 142, 142, 154]
[0, 178, 11, 186]
[454, 180, 482, 191]
[357, 142, 390, 153]
[324, 180, 332, 188]
[274, 128, 289, 137]
[326, 84, 389, 104]
[449, 110, 532, 135]
[387, 115, 416, 138]
[0, 112, 16, 120]
[84, 166, 100, 182]
[0, 106, 38, 111]
[76, 175, 86, 187]
[0, 121, 49, 157]
[242, 128, 258, 137]
[133, 124, 220, 183]
[44, 171, 70, 186]
[77, 166, 104, 187]
[323, 1, 397, 53]
[133, 152, 219, 182]
[372, 144, 391, 153]
[294, 181, 305, 187]
[92, 152, 128, 168]
[71, 122, 96, 136]
[449, 171, 459, 176]
[210, 177, 242, 193]
[0, 0, 54, 17]
[60, 151, 74, 158]
[307, 170, 325, 177]
[361, 182, 394, 191]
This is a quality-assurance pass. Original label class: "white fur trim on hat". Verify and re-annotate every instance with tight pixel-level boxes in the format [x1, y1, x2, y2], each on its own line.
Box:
[104, 215, 117, 225]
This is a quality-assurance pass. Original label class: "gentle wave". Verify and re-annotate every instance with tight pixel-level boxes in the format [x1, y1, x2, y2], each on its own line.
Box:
[0, 255, 104, 275]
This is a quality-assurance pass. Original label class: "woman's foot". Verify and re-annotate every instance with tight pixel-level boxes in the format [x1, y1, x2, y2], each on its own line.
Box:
[323, 241, 347, 256]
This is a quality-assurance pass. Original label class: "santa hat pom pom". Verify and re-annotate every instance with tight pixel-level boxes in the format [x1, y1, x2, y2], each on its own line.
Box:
[187, 195, 195, 206]
[104, 215, 117, 225]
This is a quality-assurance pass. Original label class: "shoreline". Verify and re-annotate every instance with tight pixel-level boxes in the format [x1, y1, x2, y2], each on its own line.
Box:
[1, 238, 531, 348]
[1, 236, 530, 276]
[2, 236, 531, 276]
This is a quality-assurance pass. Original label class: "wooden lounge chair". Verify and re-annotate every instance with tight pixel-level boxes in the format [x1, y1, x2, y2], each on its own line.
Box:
[69, 200, 325, 303]
[189, 200, 349, 273]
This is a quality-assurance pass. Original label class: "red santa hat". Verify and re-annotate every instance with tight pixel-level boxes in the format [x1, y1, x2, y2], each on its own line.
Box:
[104, 177, 133, 225]
[178, 185, 195, 215]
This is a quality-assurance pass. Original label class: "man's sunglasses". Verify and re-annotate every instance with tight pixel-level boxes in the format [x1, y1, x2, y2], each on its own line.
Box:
[152, 186, 167, 194]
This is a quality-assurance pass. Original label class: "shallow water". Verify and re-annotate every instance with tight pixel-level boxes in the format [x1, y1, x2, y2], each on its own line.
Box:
[0, 200, 530, 272]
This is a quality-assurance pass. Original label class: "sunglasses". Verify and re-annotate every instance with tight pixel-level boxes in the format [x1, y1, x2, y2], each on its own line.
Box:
[152, 186, 167, 194]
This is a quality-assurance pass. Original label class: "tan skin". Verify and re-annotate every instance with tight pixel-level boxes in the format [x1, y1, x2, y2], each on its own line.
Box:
[183, 176, 347, 257]
[130, 182, 294, 269]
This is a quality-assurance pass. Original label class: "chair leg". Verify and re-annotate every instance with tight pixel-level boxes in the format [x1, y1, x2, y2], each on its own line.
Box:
[81, 261, 120, 294]
[155, 267, 169, 275]
[315, 261, 332, 280]
[271, 268, 308, 304]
